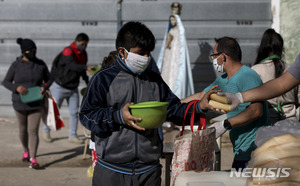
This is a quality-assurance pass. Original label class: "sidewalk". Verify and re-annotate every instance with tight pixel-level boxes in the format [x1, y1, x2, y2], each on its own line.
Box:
[0, 116, 233, 186]
[0, 117, 93, 186]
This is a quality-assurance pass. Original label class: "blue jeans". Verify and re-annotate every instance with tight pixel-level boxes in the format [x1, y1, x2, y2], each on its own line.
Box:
[43, 82, 79, 138]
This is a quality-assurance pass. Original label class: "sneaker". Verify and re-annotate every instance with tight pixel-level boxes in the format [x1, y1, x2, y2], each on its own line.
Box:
[68, 136, 84, 144]
[22, 151, 29, 163]
[42, 130, 52, 143]
[29, 158, 40, 169]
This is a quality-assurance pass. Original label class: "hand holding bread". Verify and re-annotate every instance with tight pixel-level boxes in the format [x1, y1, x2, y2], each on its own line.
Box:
[209, 93, 232, 112]
[217, 92, 244, 111]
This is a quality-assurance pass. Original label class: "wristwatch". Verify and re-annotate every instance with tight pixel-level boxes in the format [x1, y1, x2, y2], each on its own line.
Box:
[223, 119, 232, 130]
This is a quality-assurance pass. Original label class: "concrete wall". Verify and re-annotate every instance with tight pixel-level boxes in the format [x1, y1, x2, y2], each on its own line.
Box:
[0, 0, 272, 117]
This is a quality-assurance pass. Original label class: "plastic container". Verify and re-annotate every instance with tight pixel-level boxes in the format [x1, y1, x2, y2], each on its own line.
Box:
[80, 87, 86, 96]
[129, 101, 168, 129]
[20, 86, 43, 103]
[90, 66, 101, 75]
[174, 171, 247, 186]
[86, 165, 93, 178]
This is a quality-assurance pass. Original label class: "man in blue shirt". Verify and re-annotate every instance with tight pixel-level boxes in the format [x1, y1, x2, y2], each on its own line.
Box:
[184, 37, 271, 170]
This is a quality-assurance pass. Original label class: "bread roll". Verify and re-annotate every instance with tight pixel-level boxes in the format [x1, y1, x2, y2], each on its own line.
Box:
[252, 134, 300, 157]
[249, 179, 300, 186]
[208, 100, 231, 112]
[248, 134, 300, 185]
[252, 142, 300, 167]
[210, 93, 229, 104]
[254, 156, 300, 170]
[251, 169, 300, 185]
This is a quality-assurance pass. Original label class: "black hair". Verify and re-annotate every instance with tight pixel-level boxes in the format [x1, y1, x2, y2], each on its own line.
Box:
[215, 37, 242, 62]
[115, 21, 155, 53]
[254, 28, 285, 78]
[101, 51, 118, 68]
[75, 33, 89, 42]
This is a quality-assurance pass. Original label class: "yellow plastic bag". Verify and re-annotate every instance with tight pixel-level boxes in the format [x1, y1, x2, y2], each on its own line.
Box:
[87, 165, 93, 178]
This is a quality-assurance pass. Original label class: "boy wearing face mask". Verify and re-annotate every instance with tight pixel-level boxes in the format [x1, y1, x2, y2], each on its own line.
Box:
[79, 21, 216, 186]
[184, 37, 271, 170]
[43, 33, 93, 144]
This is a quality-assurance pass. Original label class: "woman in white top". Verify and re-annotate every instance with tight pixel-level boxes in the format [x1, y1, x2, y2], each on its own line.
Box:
[251, 28, 300, 123]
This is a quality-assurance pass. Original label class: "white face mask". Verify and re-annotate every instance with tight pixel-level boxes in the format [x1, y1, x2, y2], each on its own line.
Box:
[213, 55, 224, 73]
[124, 48, 150, 73]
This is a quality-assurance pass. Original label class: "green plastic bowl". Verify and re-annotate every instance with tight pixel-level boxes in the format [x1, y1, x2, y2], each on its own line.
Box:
[129, 101, 168, 129]
[90, 66, 101, 75]
[80, 87, 86, 96]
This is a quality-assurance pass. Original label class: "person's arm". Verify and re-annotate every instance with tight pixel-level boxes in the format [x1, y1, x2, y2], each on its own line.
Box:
[41, 61, 51, 92]
[62, 49, 91, 85]
[79, 72, 145, 134]
[2, 62, 28, 95]
[221, 71, 300, 111]
[2, 63, 17, 92]
[181, 91, 205, 103]
[181, 78, 221, 104]
[60, 54, 87, 72]
[166, 33, 173, 49]
[61, 48, 93, 72]
[198, 85, 222, 112]
[79, 74, 121, 134]
[155, 74, 203, 125]
[209, 101, 263, 138]
[181, 83, 224, 114]
[80, 71, 89, 85]
[243, 71, 300, 103]
[228, 102, 263, 128]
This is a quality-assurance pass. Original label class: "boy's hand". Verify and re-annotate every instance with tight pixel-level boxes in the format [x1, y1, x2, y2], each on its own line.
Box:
[122, 103, 145, 131]
[199, 85, 221, 111]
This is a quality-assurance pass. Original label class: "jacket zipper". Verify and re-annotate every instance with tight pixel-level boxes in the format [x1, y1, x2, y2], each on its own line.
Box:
[133, 75, 138, 174]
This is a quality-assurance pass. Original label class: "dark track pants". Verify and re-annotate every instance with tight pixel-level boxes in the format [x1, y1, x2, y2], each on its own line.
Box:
[92, 163, 162, 186]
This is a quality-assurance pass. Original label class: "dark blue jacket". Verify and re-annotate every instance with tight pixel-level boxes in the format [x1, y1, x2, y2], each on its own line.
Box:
[79, 57, 201, 175]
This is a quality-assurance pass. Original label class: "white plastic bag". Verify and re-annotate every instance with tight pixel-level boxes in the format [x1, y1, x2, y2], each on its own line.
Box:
[255, 119, 300, 147]
[42, 91, 64, 131]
